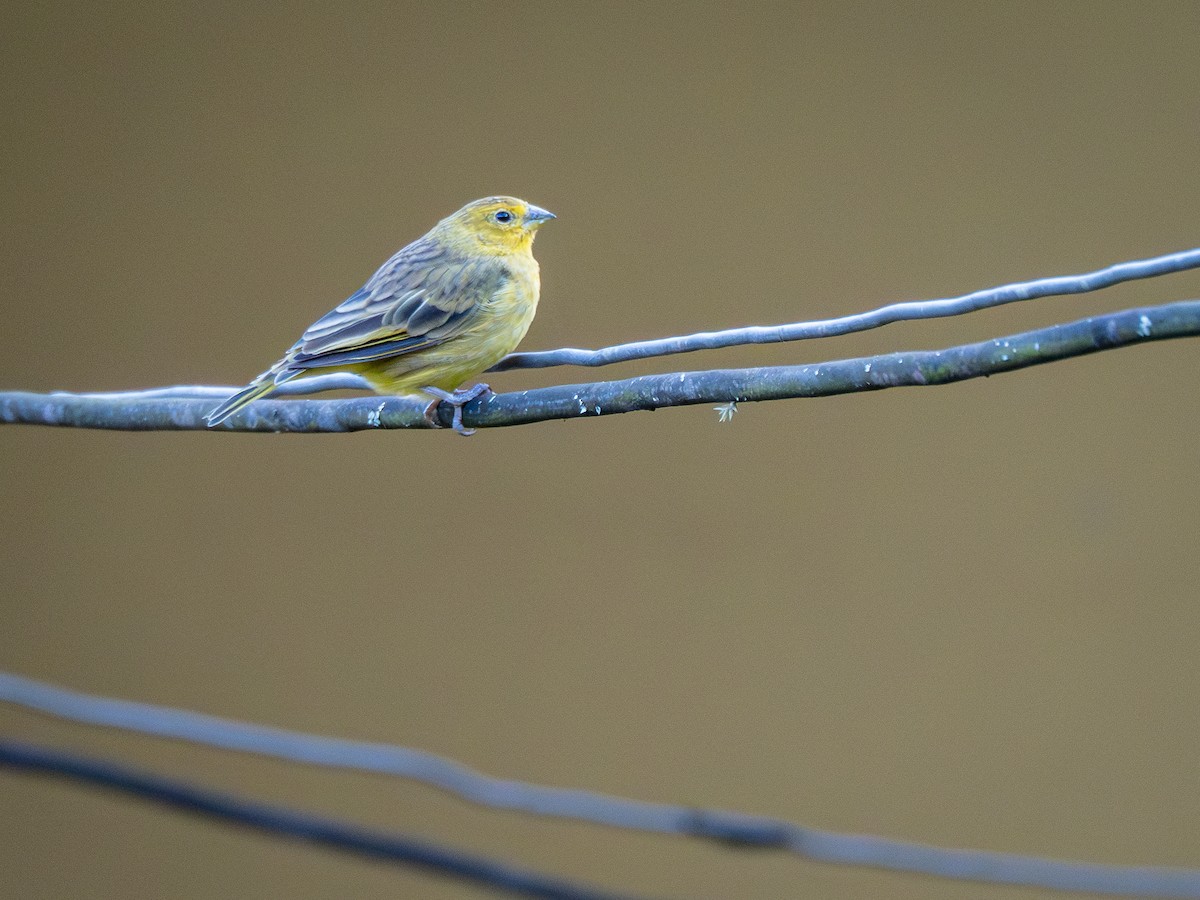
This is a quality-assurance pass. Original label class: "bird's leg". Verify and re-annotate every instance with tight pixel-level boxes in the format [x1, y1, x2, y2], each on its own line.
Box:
[422, 383, 493, 436]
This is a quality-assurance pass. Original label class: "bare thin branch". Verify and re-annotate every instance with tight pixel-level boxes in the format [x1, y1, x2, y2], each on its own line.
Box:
[0, 739, 638, 900]
[2, 301, 1197, 432]
[3, 672, 1197, 897]
[66, 373, 373, 401]
[494, 246, 1200, 370]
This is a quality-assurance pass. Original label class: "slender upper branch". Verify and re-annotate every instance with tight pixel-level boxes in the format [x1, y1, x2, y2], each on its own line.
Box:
[2, 300, 1197, 432]
[493, 246, 1200, 370]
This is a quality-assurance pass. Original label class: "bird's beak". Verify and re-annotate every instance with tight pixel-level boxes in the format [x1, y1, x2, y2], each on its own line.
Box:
[524, 205, 556, 227]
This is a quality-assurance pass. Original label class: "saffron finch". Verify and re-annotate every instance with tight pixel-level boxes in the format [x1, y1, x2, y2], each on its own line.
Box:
[205, 196, 555, 433]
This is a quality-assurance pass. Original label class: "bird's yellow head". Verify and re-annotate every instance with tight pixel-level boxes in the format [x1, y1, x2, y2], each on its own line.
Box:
[434, 196, 556, 256]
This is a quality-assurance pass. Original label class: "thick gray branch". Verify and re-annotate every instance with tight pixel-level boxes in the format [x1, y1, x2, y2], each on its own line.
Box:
[1, 301, 1197, 433]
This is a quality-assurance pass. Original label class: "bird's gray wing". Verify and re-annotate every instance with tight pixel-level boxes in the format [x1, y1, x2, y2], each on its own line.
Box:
[281, 239, 506, 372]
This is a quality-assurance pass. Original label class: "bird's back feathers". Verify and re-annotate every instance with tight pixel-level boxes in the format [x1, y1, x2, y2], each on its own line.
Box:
[289, 247, 509, 369]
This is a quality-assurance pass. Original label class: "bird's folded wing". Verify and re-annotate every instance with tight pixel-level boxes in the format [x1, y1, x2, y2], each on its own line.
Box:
[282, 246, 505, 372]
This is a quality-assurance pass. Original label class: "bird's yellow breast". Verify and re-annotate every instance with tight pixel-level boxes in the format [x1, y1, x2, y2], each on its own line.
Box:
[354, 252, 540, 396]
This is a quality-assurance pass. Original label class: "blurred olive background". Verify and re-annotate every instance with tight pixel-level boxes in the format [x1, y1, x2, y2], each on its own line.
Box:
[2, 3, 1198, 898]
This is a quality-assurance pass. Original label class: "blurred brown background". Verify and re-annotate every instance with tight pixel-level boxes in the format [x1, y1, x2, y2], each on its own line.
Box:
[2, 3, 1198, 898]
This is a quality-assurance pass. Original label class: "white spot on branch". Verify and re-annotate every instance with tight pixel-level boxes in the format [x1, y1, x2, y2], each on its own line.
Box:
[714, 402, 738, 423]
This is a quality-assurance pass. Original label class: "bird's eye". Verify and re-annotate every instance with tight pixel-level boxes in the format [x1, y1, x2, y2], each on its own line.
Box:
[494, 209, 514, 223]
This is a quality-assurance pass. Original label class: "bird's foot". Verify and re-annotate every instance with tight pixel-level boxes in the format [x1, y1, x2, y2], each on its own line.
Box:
[422, 383, 493, 436]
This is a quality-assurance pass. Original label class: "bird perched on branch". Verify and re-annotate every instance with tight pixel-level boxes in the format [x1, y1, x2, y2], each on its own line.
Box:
[205, 196, 555, 434]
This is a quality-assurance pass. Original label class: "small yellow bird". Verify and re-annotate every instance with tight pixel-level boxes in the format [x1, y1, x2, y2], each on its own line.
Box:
[205, 196, 555, 433]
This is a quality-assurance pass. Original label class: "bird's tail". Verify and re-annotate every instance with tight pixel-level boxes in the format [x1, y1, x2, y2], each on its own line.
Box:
[204, 376, 279, 427]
